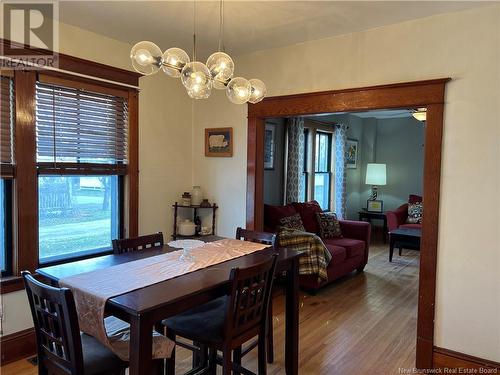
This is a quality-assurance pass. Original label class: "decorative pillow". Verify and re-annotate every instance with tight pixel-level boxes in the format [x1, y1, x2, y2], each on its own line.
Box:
[407, 202, 423, 224]
[316, 212, 342, 239]
[279, 213, 306, 231]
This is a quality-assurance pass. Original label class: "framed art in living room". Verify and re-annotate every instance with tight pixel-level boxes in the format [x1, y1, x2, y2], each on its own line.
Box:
[367, 199, 383, 212]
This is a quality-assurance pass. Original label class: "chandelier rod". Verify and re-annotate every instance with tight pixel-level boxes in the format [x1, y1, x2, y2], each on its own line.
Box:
[192, 0, 197, 61]
[218, 0, 224, 52]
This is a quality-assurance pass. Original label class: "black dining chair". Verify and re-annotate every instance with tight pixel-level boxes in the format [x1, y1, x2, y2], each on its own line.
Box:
[235, 227, 277, 364]
[112, 232, 164, 254]
[164, 254, 278, 375]
[22, 271, 128, 375]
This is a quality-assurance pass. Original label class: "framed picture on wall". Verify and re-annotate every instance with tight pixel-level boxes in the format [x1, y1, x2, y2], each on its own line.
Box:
[205, 127, 233, 157]
[346, 139, 358, 169]
[264, 124, 276, 170]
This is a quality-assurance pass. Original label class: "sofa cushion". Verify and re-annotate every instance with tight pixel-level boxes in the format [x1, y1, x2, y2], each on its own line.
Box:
[399, 223, 422, 230]
[324, 244, 347, 264]
[316, 212, 342, 238]
[409, 194, 423, 204]
[292, 200, 323, 234]
[279, 213, 306, 231]
[264, 204, 297, 231]
[324, 238, 365, 259]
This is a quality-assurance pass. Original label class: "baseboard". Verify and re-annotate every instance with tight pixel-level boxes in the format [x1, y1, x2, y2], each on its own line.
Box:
[0, 328, 36, 365]
[433, 346, 500, 371]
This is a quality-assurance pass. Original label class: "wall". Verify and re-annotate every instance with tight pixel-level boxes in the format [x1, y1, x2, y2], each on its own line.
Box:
[263, 119, 286, 206]
[0, 22, 193, 336]
[192, 5, 500, 362]
[375, 117, 425, 211]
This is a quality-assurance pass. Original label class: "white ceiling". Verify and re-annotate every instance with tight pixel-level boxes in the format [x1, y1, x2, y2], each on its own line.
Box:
[59, 1, 489, 59]
[307, 109, 415, 121]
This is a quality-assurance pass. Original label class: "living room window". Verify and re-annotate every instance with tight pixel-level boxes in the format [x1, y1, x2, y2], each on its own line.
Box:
[314, 131, 332, 210]
[36, 76, 127, 264]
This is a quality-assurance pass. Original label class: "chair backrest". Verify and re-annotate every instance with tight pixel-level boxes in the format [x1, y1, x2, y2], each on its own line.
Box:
[224, 255, 278, 340]
[22, 271, 84, 375]
[112, 232, 164, 254]
[235, 227, 276, 249]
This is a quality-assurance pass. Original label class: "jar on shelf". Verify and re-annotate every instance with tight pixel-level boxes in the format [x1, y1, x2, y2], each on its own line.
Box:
[181, 192, 191, 206]
[191, 186, 203, 206]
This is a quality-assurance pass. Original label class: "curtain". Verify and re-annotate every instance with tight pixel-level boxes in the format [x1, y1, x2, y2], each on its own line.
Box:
[285, 117, 305, 203]
[334, 124, 347, 218]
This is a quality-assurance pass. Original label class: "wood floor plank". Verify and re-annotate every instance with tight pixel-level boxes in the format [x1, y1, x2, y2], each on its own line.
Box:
[1, 243, 419, 374]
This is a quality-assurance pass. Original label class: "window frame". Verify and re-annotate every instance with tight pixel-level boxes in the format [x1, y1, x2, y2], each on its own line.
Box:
[1, 179, 13, 277]
[0, 45, 140, 293]
[314, 131, 333, 211]
[303, 120, 335, 211]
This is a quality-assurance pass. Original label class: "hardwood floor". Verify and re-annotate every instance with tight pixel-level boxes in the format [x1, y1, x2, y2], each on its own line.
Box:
[1, 242, 419, 374]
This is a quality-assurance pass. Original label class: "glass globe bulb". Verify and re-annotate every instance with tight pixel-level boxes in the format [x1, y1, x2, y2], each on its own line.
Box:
[248, 79, 267, 104]
[130, 41, 162, 75]
[226, 77, 251, 104]
[206, 52, 235, 89]
[162, 47, 190, 78]
[181, 61, 212, 99]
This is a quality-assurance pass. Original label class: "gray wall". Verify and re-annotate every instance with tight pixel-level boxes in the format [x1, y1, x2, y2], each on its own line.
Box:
[263, 118, 286, 205]
[374, 117, 425, 211]
[325, 113, 424, 218]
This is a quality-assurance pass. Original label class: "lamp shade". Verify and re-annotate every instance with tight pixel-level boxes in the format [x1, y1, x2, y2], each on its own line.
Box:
[365, 163, 387, 185]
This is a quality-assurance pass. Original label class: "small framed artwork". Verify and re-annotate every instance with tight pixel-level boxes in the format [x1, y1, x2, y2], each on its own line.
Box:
[205, 127, 233, 157]
[366, 200, 383, 213]
[346, 139, 358, 169]
[264, 124, 275, 170]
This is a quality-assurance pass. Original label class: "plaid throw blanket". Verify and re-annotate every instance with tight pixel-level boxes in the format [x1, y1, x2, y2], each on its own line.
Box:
[278, 228, 332, 281]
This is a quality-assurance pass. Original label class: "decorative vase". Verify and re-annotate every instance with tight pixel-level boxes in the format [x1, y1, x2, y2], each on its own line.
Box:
[191, 186, 203, 206]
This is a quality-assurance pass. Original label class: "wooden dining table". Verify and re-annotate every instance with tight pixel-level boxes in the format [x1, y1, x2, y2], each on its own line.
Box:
[37, 236, 302, 375]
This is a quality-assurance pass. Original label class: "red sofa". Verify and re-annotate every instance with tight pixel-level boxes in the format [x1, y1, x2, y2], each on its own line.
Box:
[386, 194, 423, 232]
[264, 201, 371, 291]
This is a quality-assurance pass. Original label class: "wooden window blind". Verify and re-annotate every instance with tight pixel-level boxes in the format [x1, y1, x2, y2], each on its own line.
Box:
[0, 74, 14, 178]
[35, 78, 128, 175]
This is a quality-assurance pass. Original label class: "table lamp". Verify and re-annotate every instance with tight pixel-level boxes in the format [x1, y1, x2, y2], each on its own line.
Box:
[365, 163, 386, 201]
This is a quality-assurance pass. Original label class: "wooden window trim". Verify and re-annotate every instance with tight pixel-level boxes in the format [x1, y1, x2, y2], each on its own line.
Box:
[0, 47, 140, 293]
[246, 78, 450, 370]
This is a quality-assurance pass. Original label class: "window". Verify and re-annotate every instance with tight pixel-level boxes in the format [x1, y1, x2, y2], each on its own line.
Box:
[314, 132, 332, 210]
[36, 76, 128, 264]
[1, 73, 14, 276]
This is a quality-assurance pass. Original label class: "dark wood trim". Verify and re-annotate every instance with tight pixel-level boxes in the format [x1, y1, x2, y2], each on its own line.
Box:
[127, 90, 139, 238]
[248, 79, 449, 118]
[433, 347, 500, 370]
[0, 275, 24, 294]
[14, 70, 38, 274]
[246, 78, 450, 370]
[0, 328, 36, 365]
[1, 38, 140, 87]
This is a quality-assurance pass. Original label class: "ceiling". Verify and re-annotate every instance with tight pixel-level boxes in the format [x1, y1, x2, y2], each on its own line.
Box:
[58, 1, 489, 59]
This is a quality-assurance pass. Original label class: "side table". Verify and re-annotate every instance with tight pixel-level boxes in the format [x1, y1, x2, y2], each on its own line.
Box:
[358, 210, 387, 243]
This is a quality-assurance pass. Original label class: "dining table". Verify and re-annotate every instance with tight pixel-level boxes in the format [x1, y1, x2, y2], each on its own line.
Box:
[37, 236, 302, 375]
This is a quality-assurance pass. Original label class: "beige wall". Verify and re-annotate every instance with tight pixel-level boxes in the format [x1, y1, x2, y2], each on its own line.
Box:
[192, 5, 500, 362]
[1, 22, 192, 336]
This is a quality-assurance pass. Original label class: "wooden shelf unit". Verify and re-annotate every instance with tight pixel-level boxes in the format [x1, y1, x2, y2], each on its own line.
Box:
[172, 202, 218, 240]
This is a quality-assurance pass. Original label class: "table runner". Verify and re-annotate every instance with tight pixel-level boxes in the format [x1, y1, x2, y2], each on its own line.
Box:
[59, 239, 268, 360]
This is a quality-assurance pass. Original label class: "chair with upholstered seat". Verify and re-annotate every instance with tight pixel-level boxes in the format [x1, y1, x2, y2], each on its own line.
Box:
[112, 232, 164, 254]
[164, 255, 278, 375]
[22, 271, 170, 375]
[22, 271, 128, 375]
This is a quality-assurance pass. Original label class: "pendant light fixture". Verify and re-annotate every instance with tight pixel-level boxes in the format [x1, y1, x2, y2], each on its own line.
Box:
[129, 0, 266, 104]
